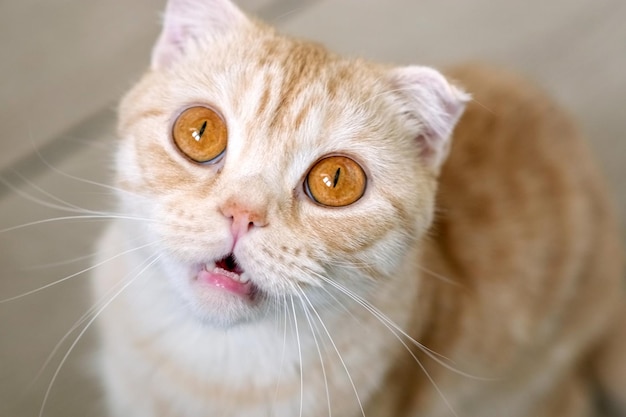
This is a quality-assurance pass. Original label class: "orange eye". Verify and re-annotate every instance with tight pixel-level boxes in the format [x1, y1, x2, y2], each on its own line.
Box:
[172, 106, 227, 163]
[305, 156, 367, 207]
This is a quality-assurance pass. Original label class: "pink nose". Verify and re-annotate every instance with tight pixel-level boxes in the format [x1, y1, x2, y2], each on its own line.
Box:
[220, 201, 268, 243]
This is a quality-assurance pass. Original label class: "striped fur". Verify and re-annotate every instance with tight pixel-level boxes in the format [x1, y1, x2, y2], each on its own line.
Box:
[92, 1, 625, 416]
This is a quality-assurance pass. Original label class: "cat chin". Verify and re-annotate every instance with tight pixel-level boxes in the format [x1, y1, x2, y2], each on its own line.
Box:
[186, 298, 264, 329]
[180, 283, 267, 328]
[161, 259, 268, 328]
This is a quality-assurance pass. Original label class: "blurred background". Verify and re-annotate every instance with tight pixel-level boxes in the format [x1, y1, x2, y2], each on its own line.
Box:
[1, 0, 624, 416]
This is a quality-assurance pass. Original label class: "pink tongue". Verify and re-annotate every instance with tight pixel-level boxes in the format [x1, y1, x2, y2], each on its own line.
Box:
[197, 269, 251, 296]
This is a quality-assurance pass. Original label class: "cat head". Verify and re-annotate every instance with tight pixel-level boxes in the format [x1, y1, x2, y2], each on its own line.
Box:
[116, 0, 469, 327]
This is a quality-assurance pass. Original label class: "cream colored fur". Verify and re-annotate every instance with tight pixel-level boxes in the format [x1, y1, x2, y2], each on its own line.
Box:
[92, 1, 625, 416]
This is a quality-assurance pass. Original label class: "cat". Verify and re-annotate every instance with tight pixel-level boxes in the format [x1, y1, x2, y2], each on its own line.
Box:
[91, 0, 626, 416]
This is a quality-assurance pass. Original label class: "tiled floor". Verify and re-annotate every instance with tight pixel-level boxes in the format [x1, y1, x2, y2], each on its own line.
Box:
[1, 1, 625, 416]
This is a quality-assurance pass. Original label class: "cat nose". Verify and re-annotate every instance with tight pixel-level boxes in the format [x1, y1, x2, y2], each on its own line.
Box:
[220, 200, 268, 242]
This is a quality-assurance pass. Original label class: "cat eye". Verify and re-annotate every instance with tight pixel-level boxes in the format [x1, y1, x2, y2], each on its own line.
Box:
[172, 106, 228, 163]
[305, 156, 367, 207]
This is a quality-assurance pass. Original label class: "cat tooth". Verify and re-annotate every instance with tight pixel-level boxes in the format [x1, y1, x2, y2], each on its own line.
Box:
[230, 273, 244, 283]
[212, 267, 250, 284]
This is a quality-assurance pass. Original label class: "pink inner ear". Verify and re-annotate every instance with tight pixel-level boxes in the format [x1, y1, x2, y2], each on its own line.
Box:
[151, 0, 248, 70]
[151, 25, 187, 69]
[389, 66, 470, 171]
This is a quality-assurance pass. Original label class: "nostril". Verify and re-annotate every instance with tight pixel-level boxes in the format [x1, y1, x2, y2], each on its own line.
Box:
[220, 200, 268, 240]
[229, 212, 266, 241]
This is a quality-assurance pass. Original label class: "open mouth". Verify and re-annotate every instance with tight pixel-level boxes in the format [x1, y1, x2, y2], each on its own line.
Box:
[196, 253, 257, 298]
[215, 253, 244, 276]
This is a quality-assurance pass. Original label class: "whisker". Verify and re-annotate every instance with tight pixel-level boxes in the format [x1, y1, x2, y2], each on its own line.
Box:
[294, 286, 332, 417]
[269, 5, 311, 23]
[292, 265, 367, 330]
[31, 145, 142, 199]
[271, 295, 289, 415]
[0, 176, 153, 232]
[0, 175, 138, 223]
[294, 285, 366, 417]
[327, 257, 464, 289]
[306, 270, 463, 417]
[415, 264, 465, 288]
[2, 171, 94, 213]
[24, 252, 99, 270]
[38, 253, 162, 417]
[312, 271, 491, 380]
[29, 250, 161, 391]
[0, 240, 160, 304]
[0, 214, 153, 235]
[24, 234, 148, 270]
[467, 96, 496, 115]
[289, 295, 304, 417]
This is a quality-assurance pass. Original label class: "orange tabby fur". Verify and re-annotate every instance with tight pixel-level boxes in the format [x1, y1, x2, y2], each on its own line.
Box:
[369, 64, 626, 417]
[93, 1, 625, 416]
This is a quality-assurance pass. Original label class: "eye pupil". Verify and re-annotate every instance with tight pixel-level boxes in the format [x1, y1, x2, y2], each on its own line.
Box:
[333, 168, 341, 188]
[193, 120, 208, 142]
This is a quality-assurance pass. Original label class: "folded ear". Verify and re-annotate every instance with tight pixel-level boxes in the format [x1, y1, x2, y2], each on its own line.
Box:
[151, 0, 248, 70]
[388, 66, 470, 173]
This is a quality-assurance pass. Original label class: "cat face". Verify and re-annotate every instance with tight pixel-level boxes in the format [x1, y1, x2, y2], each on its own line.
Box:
[114, 0, 467, 327]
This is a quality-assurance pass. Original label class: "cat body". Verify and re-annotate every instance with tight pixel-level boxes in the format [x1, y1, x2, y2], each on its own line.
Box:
[92, 1, 625, 416]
